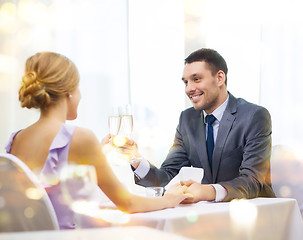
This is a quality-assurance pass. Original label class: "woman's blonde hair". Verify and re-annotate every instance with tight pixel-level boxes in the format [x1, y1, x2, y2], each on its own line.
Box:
[19, 52, 79, 109]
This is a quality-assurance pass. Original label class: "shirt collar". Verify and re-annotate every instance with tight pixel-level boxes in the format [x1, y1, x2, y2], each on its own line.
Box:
[203, 94, 229, 123]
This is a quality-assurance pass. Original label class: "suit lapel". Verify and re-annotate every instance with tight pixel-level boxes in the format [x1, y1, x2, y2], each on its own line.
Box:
[191, 111, 212, 183]
[212, 93, 237, 182]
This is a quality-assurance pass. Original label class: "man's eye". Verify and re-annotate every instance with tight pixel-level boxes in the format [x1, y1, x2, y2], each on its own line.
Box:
[194, 78, 200, 81]
[183, 81, 188, 85]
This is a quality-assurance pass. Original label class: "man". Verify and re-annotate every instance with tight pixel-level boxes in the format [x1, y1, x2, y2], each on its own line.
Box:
[129, 48, 276, 202]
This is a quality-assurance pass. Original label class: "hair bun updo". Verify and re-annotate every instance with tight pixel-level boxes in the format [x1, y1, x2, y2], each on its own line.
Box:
[18, 52, 79, 110]
[19, 71, 51, 109]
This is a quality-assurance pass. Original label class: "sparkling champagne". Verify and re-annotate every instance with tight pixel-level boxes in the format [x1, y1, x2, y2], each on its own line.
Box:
[108, 116, 121, 135]
[120, 115, 133, 137]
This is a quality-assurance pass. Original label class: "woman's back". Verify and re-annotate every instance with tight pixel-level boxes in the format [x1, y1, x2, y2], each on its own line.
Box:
[9, 121, 63, 173]
[8, 121, 82, 229]
[10, 122, 60, 172]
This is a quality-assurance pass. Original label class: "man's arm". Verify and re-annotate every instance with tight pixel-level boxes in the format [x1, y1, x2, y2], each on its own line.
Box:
[134, 112, 192, 187]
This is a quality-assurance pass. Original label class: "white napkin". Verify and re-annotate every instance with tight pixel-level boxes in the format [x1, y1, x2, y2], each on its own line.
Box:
[164, 166, 204, 190]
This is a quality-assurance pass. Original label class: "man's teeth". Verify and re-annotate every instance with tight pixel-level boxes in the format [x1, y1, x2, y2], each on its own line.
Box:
[191, 93, 203, 99]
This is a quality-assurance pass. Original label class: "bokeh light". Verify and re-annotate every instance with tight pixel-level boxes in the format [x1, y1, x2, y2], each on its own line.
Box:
[229, 199, 258, 228]
[279, 185, 292, 198]
[40, 173, 60, 186]
[25, 187, 43, 200]
[186, 210, 198, 223]
[0, 2, 17, 34]
[113, 135, 127, 147]
[24, 206, 35, 219]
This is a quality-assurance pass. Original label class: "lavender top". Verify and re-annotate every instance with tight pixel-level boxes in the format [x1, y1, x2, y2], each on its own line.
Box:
[6, 124, 77, 229]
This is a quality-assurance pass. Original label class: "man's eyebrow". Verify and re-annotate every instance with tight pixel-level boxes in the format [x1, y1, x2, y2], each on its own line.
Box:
[192, 73, 198, 77]
[182, 73, 198, 81]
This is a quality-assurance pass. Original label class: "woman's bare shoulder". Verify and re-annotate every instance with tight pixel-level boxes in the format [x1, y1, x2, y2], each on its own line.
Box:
[69, 127, 103, 164]
[71, 127, 99, 149]
[74, 127, 97, 140]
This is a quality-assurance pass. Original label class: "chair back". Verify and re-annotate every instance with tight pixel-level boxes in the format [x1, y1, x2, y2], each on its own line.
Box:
[0, 153, 59, 232]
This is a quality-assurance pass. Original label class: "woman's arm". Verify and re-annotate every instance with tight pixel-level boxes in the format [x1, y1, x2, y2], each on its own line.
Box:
[69, 127, 190, 213]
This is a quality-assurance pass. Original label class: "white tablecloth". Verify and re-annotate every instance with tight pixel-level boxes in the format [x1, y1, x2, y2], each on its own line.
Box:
[118, 198, 303, 240]
[1, 198, 302, 240]
[0, 226, 191, 240]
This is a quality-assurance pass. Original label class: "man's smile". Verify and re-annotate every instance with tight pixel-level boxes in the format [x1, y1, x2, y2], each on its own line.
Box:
[189, 91, 204, 102]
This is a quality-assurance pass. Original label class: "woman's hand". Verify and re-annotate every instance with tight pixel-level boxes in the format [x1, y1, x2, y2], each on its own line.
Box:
[162, 184, 193, 207]
[101, 134, 112, 146]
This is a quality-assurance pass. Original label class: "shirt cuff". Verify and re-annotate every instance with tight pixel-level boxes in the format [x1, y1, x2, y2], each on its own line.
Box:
[133, 158, 150, 179]
[211, 184, 227, 202]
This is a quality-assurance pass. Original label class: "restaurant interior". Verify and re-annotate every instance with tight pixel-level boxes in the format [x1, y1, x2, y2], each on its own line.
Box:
[0, 0, 303, 239]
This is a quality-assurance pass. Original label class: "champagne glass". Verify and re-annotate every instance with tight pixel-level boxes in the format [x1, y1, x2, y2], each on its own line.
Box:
[110, 105, 136, 192]
[108, 107, 121, 136]
[109, 104, 134, 163]
[119, 104, 133, 139]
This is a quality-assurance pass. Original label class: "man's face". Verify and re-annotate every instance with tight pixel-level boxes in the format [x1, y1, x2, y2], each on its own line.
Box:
[182, 61, 221, 113]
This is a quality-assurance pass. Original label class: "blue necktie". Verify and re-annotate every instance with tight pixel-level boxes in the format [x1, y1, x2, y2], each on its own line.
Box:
[206, 114, 216, 170]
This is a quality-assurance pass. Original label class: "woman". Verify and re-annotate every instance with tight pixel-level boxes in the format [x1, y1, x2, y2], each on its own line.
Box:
[6, 52, 190, 229]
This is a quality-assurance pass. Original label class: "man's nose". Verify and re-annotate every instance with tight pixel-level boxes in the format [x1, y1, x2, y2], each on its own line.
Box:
[186, 81, 196, 92]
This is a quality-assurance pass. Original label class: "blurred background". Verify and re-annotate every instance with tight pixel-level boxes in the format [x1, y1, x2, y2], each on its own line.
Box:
[0, 0, 303, 212]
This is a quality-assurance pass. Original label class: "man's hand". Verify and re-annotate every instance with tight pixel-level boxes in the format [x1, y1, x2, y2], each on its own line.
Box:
[180, 180, 216, 203]
[102, 135, 142, 168]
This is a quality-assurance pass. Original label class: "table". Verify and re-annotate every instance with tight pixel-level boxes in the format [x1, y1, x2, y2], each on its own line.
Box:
[0, 226, 191, 240]
[1, 198, 302, 240]
[115, 198, 303, 240]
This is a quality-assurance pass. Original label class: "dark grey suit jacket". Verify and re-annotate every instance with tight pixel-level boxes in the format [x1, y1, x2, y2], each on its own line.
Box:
[136, 93, 276, 201]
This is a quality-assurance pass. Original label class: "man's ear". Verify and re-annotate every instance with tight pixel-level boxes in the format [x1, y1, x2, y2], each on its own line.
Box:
[217, 70, 226, 87]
